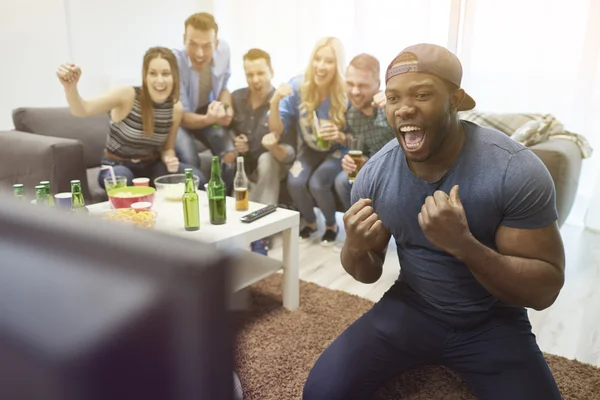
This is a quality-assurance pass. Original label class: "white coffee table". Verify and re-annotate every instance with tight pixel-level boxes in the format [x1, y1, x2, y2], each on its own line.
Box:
[88, 192, 300, 310]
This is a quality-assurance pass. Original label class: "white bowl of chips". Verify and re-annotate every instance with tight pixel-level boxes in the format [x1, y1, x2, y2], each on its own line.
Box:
[102, 208, 157, 229]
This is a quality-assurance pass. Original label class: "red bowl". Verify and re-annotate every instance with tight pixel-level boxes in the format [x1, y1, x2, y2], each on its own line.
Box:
[107, 186, 156, 209]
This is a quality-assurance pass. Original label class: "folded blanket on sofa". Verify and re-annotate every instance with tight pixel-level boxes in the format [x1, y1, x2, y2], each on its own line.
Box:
[458, 110, 593, 159]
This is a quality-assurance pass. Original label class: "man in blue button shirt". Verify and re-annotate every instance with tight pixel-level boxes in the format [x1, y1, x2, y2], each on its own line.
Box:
[172, 12, 236, 190]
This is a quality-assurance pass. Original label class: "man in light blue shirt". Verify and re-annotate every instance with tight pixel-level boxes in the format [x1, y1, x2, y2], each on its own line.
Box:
[172, 12, 236, 190]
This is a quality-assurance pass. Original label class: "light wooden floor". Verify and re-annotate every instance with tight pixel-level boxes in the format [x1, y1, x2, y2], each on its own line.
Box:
[266, 209, 600, 368]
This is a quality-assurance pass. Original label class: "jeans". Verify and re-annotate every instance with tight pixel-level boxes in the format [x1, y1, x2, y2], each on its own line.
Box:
[333, 170, 352, 212]
[97, 157, 205, 190]
[287, 148, 342, 226]
[303, 281, 562, 400]
[248, 152, 290, 206]
[175, 125, 236, 192]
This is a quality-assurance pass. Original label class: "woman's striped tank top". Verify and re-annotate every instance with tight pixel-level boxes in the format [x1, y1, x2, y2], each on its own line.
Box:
[106, 87, 174, 159]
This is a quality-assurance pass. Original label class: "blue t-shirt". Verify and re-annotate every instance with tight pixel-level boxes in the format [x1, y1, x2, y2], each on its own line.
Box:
[277, 75, 346, 153]
[351, 120, 558, 315]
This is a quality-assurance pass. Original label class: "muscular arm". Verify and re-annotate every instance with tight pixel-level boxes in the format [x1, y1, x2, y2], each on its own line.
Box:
[453, 223, 565, 311]
[341, 228, 391, 284]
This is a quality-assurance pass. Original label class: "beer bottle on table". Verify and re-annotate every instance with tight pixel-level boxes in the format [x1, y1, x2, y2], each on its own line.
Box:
[35, 185, 47, 206]
[40, 180, 55, 207]
[207, 156, 227, 225]
[182, 168, 200, 231]
[13, 184, 26, 201]
[234, 156, 249, 211]
[70, 180, 88, 213]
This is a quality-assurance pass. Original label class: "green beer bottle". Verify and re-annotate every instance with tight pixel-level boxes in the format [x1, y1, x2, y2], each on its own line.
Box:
[182, 168, 200, 231]
[35, 185, 47, 206]
[40, 181, 55, 207]
[313, 112, 330, 150]
[70, 180, 88, 213]
[316, 132, 330, 150]
[207, 156, 227, 225]
[13, 184, 26, 201]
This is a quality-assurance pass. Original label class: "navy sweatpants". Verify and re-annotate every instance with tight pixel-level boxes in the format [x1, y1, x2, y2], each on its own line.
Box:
[303, 281, 562, 400]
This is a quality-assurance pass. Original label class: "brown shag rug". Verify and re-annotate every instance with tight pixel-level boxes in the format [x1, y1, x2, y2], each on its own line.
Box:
[234, 274, 600, 400]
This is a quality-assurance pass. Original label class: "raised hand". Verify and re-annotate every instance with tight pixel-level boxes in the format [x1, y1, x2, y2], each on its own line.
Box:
[274, 83, 293, 102]
[418, 185, 472, 254]
[343, 198, 389, 253]
[371, 90, 386, 108]
[56, 63, 82, 88]
[261, 132, 280, 150]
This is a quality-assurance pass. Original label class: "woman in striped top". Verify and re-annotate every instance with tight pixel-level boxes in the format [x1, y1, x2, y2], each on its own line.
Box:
[57, 47, 205, 190]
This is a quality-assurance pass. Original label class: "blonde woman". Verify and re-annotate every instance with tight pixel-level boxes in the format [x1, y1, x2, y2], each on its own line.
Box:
[56, 47, 205, 190]
[269, 37, 348, 245]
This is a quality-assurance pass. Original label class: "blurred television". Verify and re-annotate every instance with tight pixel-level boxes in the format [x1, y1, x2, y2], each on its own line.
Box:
[0, 195, 235, 400]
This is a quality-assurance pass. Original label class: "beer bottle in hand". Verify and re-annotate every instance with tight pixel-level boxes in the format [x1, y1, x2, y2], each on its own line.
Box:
[40, 180, 55, 207]
[70, 180, 88, 213]
[182, 168, 200, 231]
[234, 156, 249, 211]
[208, 156, 227, 225]
[13, 184, 26, 201]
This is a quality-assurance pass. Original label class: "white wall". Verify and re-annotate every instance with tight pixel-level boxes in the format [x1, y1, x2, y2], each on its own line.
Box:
[214, 0, 452, 91]
[0, 0, 214, 130]
[0, 0, 72, 130]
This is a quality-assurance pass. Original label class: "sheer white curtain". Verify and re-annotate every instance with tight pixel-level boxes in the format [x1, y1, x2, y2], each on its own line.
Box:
[457, 0, 600, 229]
[213, 0, 599, 229]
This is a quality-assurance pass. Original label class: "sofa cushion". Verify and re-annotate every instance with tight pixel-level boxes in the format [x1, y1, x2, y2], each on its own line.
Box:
[0, 130, 89, 200]
[12, 107, 108, 169]
[86, 167, 108, 204]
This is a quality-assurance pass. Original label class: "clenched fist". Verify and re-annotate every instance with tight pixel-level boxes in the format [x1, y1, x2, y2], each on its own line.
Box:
[234, 134, 249, 153]
[273, 83, 293, 103]
[261, 132, 279, 150]
[163, 155, 180, 173]
[371, 90, 386, 109]
[418, 185, 472, 254]
[343, 198, 389, 253]
[57, 63, 82, 89]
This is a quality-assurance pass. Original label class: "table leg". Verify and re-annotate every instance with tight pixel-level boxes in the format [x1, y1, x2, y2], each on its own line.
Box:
[282, 224, 299, 310]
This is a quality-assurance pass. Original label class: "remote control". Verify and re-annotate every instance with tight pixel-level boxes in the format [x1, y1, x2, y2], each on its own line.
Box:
[240, 204, 277, 223]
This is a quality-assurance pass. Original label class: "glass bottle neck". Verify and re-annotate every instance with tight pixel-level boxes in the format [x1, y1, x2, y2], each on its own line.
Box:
[185, 175, 196, 192]
[210, 160, 223, 183]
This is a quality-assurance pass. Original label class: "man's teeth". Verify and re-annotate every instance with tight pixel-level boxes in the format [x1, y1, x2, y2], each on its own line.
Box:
[400, 126, 422, 133]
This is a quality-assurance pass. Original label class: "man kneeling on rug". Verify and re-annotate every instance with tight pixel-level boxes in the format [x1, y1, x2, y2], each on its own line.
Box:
[303, 44, 565, 400]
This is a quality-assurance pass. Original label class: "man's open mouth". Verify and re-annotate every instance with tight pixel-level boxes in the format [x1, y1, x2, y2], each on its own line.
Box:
[399, 125, 426, 151]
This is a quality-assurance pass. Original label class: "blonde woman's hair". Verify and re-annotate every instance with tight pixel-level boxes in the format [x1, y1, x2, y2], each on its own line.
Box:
[140, 47, 180, 136]
[300, 37, 347, 130]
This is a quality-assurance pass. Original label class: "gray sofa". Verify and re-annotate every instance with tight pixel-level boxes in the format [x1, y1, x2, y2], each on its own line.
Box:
[0, 107, 584, 227]
[1, 107, 213, 204]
